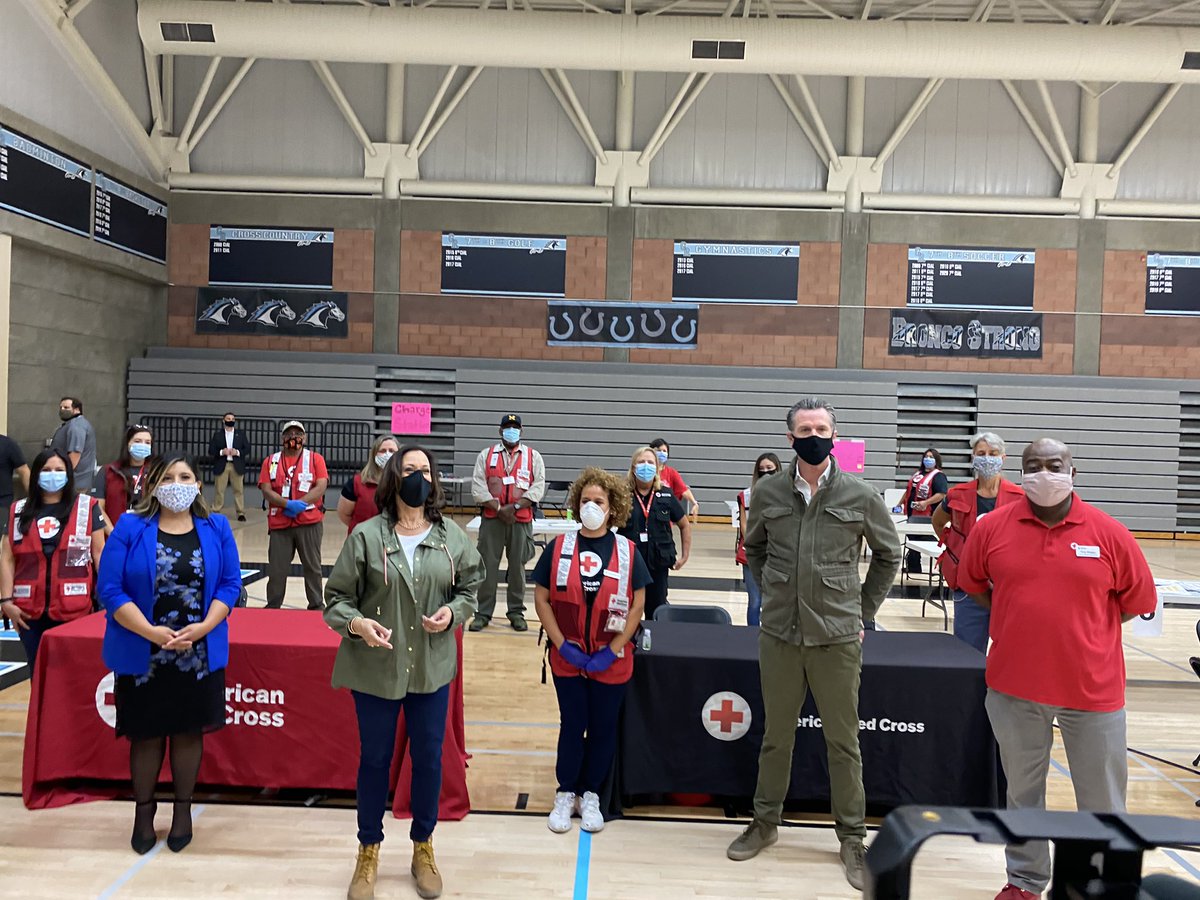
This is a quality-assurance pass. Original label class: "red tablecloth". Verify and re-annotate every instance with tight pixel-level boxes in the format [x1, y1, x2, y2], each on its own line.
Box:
[22, 609, 469, 821]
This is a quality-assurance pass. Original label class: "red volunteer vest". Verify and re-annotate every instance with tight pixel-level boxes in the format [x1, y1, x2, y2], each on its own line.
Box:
[267, 449, 324, 529]
[8, 495, 97, 621]
[900, 468, 941, 519]
[547, 532, 636, 685]
[347, 474, 380, 534]
[938, 479, 1025, 589]
[735, 487, 751, 565]
[482, 444, 534, 524]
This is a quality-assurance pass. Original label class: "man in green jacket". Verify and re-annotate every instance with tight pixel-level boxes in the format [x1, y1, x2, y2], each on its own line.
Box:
[726, 397, 901, 891]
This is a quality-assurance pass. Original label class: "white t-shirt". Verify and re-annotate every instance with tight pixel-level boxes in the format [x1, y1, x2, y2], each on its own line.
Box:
[399, 527, 432, 569]
[224, 429, 235, 450]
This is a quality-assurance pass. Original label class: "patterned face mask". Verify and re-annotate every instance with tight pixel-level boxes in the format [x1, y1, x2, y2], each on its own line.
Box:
[155, 482, 200, 513]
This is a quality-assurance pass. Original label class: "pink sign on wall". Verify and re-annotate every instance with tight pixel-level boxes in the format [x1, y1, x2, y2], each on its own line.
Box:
[391, 402, 432, 435]
[830, 439, 866, 474]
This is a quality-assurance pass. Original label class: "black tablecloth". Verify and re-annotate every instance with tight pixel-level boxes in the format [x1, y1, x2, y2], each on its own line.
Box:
[618, 624, 1002, 811]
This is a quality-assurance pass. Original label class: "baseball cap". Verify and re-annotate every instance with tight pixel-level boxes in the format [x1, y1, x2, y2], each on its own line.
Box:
[500, 414, 522, 428]
[281, 420, 306, 434]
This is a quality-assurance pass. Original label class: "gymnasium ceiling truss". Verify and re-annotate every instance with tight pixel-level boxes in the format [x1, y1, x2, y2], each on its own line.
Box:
[16, 0, 1200, 216]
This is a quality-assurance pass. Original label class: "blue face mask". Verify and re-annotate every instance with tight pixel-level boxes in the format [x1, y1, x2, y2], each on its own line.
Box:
[129, 442, 152, 461]
[922, 457, 936, 470]
[634, 462, 657, 483]
[39, 470, 68, 493]
[656, 450, 668, 465]
[501, 428, 521, 445]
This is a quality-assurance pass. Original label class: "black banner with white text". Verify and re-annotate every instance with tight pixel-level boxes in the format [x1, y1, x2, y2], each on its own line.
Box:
[888, 308, 1043, 358]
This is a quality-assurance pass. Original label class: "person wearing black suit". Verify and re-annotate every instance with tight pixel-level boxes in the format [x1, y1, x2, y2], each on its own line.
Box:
[208, 413, 251, 522]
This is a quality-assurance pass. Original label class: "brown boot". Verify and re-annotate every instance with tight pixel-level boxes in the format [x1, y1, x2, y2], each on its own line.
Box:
[411, 839, 443, 899]
[347, 843, 380, 900]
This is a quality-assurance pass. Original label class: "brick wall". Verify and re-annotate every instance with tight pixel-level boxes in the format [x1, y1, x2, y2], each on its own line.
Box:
[1099, 249, 1200, 378]
[166, 224, 374, 353]
[862, 243, 1076, 375]
[397, 230, 608, 361]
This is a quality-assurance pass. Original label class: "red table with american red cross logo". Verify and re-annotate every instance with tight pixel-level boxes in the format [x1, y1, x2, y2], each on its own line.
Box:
[21, 609, 470, 820]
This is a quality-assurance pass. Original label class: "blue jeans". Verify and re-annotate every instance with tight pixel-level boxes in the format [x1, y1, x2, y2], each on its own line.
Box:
[17, 615, 60, 673]
[352, 685, 450, 845]
[952, 589, 990, 654]
[552, 675, 627, 795]
[743, 565, 762, 627]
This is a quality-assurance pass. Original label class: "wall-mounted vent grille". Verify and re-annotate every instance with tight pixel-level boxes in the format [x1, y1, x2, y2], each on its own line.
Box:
[691, 40, 746, 60]
[1183, 51, 1200, 69]
[160, 22, 215, 42]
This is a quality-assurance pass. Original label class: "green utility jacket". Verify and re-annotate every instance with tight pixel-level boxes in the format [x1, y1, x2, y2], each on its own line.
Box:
[323, 515, 484, 700]
[745, 456, 901, 647]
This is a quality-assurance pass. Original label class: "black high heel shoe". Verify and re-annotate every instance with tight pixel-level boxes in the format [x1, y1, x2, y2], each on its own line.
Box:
[131, 801, 157, 855]
[167, 798, 193, 853]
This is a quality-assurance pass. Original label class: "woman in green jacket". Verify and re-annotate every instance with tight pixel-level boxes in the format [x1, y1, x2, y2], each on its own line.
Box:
[324, 445, 483, 900]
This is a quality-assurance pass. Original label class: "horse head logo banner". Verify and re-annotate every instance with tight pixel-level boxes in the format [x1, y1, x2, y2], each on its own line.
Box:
[546, 301, 699, 349]
[195, 287, 350, 337]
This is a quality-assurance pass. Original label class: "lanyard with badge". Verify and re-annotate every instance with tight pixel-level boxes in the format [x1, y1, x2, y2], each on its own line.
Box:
[635, 491, 653, 543]
[128, 466, 147, 510]
[64, 499, 93, 568]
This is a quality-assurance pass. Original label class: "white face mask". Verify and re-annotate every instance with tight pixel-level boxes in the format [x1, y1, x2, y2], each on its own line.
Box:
[1021, 470, 1074, 507]
[375, 452, 394, 468]
[579, 501, 607, 531]
[155, 482, 200, 513]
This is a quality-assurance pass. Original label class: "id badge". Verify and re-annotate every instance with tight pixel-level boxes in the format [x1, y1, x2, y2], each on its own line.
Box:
[66, 534, 91, 568]
[639, 532, 649, 543]
[297, 478, 312, 493]
[605, 613, 628, 634]
[502, 476, 517, 486]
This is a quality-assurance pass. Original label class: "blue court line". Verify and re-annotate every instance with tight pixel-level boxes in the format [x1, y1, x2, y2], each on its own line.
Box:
[573, 829, 592, 900]
[1048, 759, 1072, 779]
[97, 804, 206, 900]
[1164, 849, 1200, 881]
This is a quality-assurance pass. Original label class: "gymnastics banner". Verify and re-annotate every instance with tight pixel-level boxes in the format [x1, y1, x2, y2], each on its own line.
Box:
[547, 300, 699, 349]
[888, 308, 1043, 359]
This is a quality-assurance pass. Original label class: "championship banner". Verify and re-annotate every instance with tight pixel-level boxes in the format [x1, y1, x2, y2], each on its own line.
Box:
[547, 300, 699, 349]
[195, 286, 349, 338]
[888, 308, 1043, 358]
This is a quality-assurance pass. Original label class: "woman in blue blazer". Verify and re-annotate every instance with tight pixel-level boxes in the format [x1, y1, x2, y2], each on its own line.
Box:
[98, 453, 241, 855]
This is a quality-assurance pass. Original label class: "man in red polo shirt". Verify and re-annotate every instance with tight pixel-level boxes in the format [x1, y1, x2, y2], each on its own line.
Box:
[258, 421, 329, 610]
[958, 437, 1156, 900]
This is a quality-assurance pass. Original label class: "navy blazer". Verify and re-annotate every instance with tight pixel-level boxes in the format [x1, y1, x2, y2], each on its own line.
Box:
[98, 511, 241, 676]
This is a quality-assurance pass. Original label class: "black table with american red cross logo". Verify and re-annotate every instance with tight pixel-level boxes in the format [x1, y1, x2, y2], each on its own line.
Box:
[617, 623, 1002, 813]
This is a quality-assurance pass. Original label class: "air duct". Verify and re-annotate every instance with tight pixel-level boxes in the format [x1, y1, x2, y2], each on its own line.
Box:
[137, 0, 1200, 84]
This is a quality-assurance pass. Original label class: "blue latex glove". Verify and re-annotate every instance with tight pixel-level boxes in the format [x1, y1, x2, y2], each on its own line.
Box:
[283, 499, 307, 518]
[585, 647, 618, 673]
[557, 641, 590, 670]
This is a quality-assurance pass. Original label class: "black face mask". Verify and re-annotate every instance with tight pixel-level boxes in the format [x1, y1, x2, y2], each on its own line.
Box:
[399, 471, 433, 508]
[224, 421, 235, 428]
[792, 435, 834, 466]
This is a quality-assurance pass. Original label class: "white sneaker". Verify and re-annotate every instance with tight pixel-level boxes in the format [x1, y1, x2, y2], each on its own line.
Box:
[548, 791, 575, 833]
[579, 791, 604, 833]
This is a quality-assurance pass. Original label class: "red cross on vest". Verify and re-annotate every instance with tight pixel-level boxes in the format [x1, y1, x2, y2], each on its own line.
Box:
[578, 551, 603, 579]
[709, 699, 745, 734]
[37, 517, 60, 540]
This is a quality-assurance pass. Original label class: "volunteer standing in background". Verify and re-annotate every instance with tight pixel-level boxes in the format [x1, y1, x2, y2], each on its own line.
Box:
[619, 447, 690, 620]
[50, 396, 97, 494]
[737, 453, 781, 627]
[101, 424, 155, 532]
[338, 435, 399, 535]
[209, 412, 251, 522]
[258, 421, 328, 610]
[897, 448, 947, 574]
[648, 438, 700, 523]
[470, 414, 545, 632]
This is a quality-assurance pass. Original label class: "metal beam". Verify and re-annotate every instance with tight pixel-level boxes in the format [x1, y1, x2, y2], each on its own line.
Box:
[1123, 0, 1200, 25]
[64, 0, 97, 19]
[1079, 88, 1099, 164]
[615, 70, 635, 151]
[414, 66, 484, 157]
[1094, 0, 1121, 24]
[1035, 79, 1077, 176]
[999, 80, 1063, 171]
[846, 75, 865, 155]
[144, 50, 164, 131]
[188, 57, 256, 152]
[797, 0, 843, 18]
[638, 74, 697, 165]
[642, 72, 713, 164]
[883, 0, 941, 20]
[553, 70, 609, 164]
[860, 0, 873, 17]
[386, 63, 405, 144]
[1109, 83, 1183, 177]
[22, 0, 163, 175]
[793, 75, 842, 170]
[539, 69, 594, 155]
[768, 74, 829, 165]
[162, 55, 175, 133]
[643, 0, 692, 15]
[570, 0, 612, 11]
[176, 56, 221, 153]
[1027, 0, 1078, 23]
[312, 60, 377, 157]
[871, 78, 943, 172]
[407, 65, 459, 158]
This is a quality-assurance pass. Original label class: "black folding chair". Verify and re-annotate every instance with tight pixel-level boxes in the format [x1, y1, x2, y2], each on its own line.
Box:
[652, 604, 732, 625]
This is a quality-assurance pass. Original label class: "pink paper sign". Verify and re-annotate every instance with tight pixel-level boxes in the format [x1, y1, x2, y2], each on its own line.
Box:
[831, 439, 865, 474]
[391, 402, 432, 435]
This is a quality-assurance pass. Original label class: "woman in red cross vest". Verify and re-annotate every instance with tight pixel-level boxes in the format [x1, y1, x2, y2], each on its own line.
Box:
[0, 449, 105, 670]
[337, 434, 399, 536]
[533, 467, 649, 837]
[897, 448, 948, 574]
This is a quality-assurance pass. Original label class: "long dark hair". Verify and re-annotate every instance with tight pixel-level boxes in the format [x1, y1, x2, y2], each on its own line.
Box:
[131, 453, 210, 519]
[751, 452, 782, 486]
[19, 450, 76, 534]
[375, 445, 444, 525]
[915, 448, 943, 474]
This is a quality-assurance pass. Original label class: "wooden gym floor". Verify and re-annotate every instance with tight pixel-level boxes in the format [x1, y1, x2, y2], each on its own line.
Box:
[1, 512, 1198, 897]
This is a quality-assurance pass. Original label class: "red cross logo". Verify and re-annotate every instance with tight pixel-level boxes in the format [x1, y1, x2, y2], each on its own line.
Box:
[578, 552, 603, 579]
[701, 691, 751, 742]
[36, 517, 61, 540]
[95, 672, 117, 728]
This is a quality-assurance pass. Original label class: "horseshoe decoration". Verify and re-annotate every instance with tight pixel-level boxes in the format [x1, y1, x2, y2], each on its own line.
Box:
[579, 308, 605, 336]
[610, 314, 635, 343]
[640, 309, 667, 338]
[671, 314, 698, 345]
[548, 312, 575, 341]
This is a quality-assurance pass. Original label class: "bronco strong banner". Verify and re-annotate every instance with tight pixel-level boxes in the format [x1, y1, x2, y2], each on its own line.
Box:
[195, 286, 349, 338]
[888, 308, 1043, 359]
